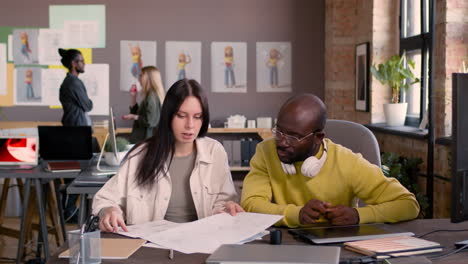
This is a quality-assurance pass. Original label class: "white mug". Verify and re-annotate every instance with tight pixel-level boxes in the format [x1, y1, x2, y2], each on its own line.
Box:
[247, 120, 256, 128]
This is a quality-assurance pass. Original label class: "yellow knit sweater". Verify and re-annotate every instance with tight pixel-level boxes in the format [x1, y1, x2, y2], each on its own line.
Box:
[241, 138, 420, 227]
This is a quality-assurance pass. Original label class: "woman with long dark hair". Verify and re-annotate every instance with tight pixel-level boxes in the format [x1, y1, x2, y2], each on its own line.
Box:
[93, 79, 243, 232]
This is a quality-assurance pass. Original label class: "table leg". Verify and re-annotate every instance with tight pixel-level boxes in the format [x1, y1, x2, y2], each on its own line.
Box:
[54, 179, 67, 242]
[34, 178, 50, 260]
[16, 178, 31, 264]
[78, 194, 87, 228]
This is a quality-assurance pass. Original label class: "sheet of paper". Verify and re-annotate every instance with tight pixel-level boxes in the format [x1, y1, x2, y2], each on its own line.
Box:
[141, 212, 283, 254]
[120, 40, 157, 91]
[0, 63, 14, 106]
[64, 20, 99, 48]
[118, 220, 180, 239]
[41, 68, 66, 106]
[38, 29, 64, 65]
[7, 35, 13, 62]
[79, 64, 109, 115]
[0, 44, 6, 95]
[49, 5, 106, 48]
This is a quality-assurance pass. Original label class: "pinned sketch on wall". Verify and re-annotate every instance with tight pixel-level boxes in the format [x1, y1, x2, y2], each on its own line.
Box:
[120, 40, 157, 91]
[41, 68, 67, 106]
[0, 44, 6, 95]
[0, 64, 14, 106]
[79, 64, 109, 115]
[15, 66, 45, 105]
[211, 42, 247, 93]
[49, 5, 106, 48]
[38, 29, 64, 65]
[166, 41, 202, 89]
[13, 29, 39, 65]
[256, 42, 292, 92]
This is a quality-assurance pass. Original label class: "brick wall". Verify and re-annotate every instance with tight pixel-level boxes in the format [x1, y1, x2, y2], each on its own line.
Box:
[324, 0, 467, 218]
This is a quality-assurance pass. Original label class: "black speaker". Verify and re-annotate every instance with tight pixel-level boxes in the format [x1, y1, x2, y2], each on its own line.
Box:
[451, 73, 468, 222]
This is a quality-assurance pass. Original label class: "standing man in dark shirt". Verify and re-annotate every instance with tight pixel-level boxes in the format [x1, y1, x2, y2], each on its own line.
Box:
[58, 48, 93, 126]
[57, 48, 94, 222]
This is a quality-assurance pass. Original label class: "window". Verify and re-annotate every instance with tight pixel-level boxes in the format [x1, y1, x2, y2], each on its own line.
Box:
[400, 0, 432, 126]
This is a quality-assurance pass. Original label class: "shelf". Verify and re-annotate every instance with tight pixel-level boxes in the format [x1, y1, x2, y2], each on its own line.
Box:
[230, 166, 251, 172]
[208, 128, 272, 140]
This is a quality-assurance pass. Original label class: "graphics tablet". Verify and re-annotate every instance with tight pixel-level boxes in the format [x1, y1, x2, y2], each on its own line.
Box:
[288, 223, 414, 244]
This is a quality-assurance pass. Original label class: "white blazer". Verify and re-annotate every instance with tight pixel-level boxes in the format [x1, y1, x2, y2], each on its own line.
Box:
[92, 137, 238, 224]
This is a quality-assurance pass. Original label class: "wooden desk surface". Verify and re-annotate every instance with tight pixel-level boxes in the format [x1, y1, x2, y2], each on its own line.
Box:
[48, 219, 468, 264]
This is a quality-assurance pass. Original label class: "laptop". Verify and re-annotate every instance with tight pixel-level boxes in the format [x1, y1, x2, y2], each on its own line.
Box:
[205, 244, 340, 264]
[0, 136, 39, 169]
[288, 223, 414, 244]
[38, 126, 93, 160]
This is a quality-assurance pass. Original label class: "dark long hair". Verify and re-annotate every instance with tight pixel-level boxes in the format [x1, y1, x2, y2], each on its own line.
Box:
[131, 79, 210, 188]
[58, 48, 81, 70]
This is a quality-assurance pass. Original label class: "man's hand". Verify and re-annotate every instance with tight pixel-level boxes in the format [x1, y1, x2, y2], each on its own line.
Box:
[325, 205, 359, 225]
[99, 207, 128, 233]
[299, 199, 331, 225]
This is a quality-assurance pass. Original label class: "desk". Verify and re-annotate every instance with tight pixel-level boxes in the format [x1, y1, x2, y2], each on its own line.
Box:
[47, 219, 468, 264]
[0, 161, 87, 264]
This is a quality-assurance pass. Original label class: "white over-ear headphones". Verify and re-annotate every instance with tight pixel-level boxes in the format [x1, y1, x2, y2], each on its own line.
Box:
[280, 141, 328, 178]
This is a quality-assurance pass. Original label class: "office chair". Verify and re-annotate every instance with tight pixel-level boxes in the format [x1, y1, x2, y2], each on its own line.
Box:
[324, 119, 381, 166]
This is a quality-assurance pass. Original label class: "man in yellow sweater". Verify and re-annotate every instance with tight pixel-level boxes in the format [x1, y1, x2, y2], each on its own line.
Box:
[241, 94, 420, 227]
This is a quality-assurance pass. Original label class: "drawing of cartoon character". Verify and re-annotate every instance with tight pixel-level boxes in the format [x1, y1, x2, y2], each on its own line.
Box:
[20, 32, 32, 62]
[25, 70, 34, 99]
[130, 44, 143, 80]
[224, 46, 236, 88]
[177, 53, 191, 80]
[267, 48, 282, 88]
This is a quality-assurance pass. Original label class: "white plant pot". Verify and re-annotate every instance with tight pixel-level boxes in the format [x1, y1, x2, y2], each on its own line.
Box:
[104, 151, 127, 166]
[383, 103, 408, 126]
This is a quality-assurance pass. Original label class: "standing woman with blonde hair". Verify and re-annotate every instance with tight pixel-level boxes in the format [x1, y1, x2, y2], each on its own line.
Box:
[122, 66, 165, 144]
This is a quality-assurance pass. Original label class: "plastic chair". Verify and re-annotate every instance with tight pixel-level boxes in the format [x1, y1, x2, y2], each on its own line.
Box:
[324, 119, 381, 166]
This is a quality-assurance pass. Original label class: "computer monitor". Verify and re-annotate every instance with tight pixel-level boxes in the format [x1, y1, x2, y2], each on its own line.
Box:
[451, 73, 468, 223]
[95, 107, 119, 172]
[0, 136, 38, 166]
[38, 126, 92, 160]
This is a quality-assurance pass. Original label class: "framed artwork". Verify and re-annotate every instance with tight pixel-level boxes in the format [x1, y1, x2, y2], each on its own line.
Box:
[355, 42, 369, 112]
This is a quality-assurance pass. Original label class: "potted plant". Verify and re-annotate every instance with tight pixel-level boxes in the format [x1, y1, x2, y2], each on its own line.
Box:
[104, 136, 130, 166]
[370, 53, 420, 126]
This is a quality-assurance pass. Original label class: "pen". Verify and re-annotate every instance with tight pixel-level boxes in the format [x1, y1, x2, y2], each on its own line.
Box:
[168, 249, 174, 260]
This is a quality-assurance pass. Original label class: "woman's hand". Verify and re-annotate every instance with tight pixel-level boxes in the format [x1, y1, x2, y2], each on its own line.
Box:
[99, 207, 128, 233]
[121, 114, 138, 121]
[216, 201, 245, 216]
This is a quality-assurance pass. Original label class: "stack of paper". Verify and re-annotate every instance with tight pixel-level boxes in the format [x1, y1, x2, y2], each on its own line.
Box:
[117, 213, 283, 254]
[344, 236, 443, 258]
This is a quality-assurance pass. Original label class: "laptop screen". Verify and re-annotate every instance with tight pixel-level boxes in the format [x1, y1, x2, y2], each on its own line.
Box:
[38, 126, 92, 160]
[0, 137, 39, 165]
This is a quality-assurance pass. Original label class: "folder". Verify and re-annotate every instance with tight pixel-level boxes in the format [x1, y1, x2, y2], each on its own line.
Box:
[59, 238, 146, 259]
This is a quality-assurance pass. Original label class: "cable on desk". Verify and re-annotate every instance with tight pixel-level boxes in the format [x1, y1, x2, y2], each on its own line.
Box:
[416, 229, 468, 238]
[428, 243, 468, 260]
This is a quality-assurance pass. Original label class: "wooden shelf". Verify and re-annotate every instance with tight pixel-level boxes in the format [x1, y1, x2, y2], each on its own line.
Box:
[208, 128, 272, 140]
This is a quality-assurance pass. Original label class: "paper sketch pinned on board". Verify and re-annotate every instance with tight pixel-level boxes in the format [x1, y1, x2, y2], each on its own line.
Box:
[256, 42, 292, 92]
[38, 29, 64, 65]
[166, 41, 201, 89]
[120, 41, 156, 91]
[211, 42, 247, 93]
[13, 29, 39, 65]
[79, 64, 109, 115]
[0, 44, 6, 95]
[15, 66, 44, 105]
[41, 68, 67, 106]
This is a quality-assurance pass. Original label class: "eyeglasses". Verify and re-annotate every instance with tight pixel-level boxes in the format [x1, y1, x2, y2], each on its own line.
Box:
[271, 127, 316, 144]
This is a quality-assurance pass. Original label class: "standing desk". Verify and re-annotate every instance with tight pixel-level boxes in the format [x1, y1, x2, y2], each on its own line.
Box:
[0, 161, 86, 264]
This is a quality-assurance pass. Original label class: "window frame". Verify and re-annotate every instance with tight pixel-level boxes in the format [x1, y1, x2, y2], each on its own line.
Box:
[399, 0, 433, 127]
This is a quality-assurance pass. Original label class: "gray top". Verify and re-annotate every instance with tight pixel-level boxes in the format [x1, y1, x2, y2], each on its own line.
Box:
[164, 151, 197, 223]
[59, 73, 93, 126]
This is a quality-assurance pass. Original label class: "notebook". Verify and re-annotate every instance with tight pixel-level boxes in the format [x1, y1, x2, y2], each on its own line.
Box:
[288, 223, 414, 244]
[59, 238, 146, 259]
[0, 136, 38, 168]
[47, 161, 81, 172]
[344, 236, 443, 259]
[205, 244, 340, 264]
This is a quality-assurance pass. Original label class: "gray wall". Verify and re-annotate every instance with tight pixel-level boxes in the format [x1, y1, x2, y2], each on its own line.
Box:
[0, 0, 324, 127]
